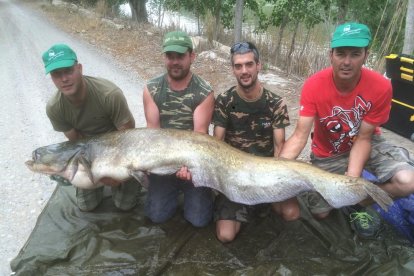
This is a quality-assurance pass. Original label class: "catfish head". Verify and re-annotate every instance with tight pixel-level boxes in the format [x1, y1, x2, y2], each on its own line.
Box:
[25, 140, 90, 183]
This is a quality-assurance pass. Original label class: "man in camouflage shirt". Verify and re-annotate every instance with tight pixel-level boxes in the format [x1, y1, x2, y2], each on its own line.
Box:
[142, 31, 215, 227]
[213, 42, 300, 243]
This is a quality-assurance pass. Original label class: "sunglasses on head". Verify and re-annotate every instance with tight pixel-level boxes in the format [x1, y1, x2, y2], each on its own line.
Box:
[230, 42, 254, 53]
[230, 42, 259, 57]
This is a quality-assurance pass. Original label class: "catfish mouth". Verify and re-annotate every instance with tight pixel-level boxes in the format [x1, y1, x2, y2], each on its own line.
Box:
[25, 160, 35, 170]
[25, 141, 86, 180]
[25, 158, 66, 175]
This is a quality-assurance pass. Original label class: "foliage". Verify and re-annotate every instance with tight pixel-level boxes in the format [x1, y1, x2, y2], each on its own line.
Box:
[220, 0, 259, 29]
[347, 0, 405, 53]
[67, 0, 127, 8]
[255, 0, 324, 31]
[63, 0, 410, 75]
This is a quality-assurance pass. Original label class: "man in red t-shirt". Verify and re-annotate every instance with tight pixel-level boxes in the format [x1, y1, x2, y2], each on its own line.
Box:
[280, 22, 414, 238]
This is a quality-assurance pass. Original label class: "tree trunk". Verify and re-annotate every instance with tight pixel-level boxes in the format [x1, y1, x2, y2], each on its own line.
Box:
[157, 0, 164, 28]
[214, 0, 222, 41]
[274, 15, 288, 65]
[195, 1, 201, 35]
[403, 0, 414, 54]
[336, 0, 349, 24]
[234, 0, 244, 43]
[129, 0, 148, 23]
[287, 21, 299, 74]
[299, 27, 312, 59]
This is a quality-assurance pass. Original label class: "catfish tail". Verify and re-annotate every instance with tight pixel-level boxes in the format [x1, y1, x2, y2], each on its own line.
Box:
[363, 181, 393, 211]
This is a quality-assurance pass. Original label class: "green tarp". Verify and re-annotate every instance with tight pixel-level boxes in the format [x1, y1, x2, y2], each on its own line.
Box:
[11, 182, 414, 275]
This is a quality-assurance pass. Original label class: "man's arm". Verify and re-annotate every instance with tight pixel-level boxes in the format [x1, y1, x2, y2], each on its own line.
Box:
[346, 121, 375, 177]
[64, 128, 83, 141]
[117, 118, 135, 130]
[280, 116, 314, 159]
[143, 86, 161, 128]
[213, 125, 226, 141]
[176, 92, 215, 181]
[193, 92, 215, 133]
[273, 128, 285, 157]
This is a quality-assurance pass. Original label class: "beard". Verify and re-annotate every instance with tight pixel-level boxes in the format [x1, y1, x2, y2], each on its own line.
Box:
[237, 74, 258, 90]
[167, 66, 191, 81]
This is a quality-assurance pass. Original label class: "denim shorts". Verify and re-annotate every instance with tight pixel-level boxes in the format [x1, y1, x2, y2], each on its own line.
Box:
[145, 174, 214, 227]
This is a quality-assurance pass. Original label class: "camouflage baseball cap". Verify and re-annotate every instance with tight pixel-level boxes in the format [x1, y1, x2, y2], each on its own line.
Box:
[331, 22, 372, 48]
[42, 44, 77, 74]
[162, 31, 193, 53]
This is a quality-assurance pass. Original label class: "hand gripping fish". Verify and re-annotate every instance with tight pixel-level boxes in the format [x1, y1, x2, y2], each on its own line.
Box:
[25, 128, 393, 211]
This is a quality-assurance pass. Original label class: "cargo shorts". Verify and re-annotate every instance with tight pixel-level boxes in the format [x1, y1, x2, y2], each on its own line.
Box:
[214, 193, 270, 223]
[76, 178, 140, 212]
[301, 135, 414, 215]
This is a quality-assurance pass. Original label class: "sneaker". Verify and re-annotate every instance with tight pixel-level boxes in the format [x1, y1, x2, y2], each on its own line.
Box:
[343, 205, 382, 238]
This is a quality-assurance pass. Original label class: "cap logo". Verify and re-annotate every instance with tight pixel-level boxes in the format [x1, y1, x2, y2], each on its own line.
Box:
[341, 25, 361, 36]
[164, 36, 185, 43]
[47, 50, 65, 62]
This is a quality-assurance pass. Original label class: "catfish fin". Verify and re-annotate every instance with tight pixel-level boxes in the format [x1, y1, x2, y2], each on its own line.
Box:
[130, 171, 149, 189]
[78, 152, 94, 185]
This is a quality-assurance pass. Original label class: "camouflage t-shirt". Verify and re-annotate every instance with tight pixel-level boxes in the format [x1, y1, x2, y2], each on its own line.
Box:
[213, 86, 290, 157]
[146, 73, 212, 130]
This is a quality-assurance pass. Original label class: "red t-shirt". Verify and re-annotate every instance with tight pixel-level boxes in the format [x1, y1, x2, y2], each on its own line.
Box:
[300, 67, 392, 157]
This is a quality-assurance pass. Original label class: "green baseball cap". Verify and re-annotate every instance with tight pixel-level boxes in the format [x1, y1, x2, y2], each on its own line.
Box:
[162, 31, 193, 53]
[42, 44, 77, 74]
[331, 22, 372, 48]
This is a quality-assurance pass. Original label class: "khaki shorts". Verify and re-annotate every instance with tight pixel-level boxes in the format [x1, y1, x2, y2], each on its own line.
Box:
[303, 135, 414, 215]
[311, 135, 414, 181]
[76, 178, 140, 212]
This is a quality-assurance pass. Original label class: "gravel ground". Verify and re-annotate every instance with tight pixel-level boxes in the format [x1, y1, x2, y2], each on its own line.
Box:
[1, 0, 413, 275]
[0, 1, 145, 274]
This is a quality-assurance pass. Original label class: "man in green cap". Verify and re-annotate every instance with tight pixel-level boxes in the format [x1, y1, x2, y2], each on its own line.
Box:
[279, 22, 414, 238]
[42, 43, 140, 212]
[142, 31, 215, 227]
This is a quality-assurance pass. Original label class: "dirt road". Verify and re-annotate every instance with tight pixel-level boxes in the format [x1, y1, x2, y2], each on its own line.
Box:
[0, 1, 146, 274]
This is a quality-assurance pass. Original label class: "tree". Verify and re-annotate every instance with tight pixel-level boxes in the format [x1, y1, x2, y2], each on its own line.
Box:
[213, 0, 223, 40]
[258, 0, 323, 68]
[234, 0, 244, 42]
[336, 0, 349, 23]
[129, 0, 148, 23]
[403, 0, 414, 54]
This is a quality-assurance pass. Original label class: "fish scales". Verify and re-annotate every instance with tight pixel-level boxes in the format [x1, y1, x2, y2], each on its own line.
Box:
[26, 128, 393, 211]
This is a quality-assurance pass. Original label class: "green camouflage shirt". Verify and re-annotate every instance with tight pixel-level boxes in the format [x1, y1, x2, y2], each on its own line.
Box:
[147, 73, 212, 130]
[214, 86, 290, 157]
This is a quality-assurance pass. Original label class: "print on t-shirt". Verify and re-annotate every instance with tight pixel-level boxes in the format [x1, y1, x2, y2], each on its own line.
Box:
[320, 96, 372, 154]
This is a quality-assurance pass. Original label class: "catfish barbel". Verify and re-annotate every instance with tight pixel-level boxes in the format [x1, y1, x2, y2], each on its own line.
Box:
[25, 128, 393, 210]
